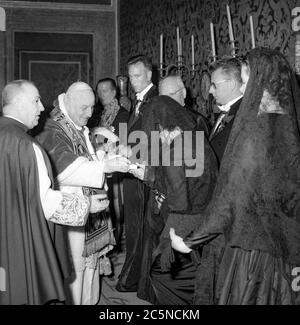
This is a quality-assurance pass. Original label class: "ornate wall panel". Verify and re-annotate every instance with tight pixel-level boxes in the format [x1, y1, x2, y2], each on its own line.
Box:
[18, 50, 90, 108]
[14, 31, 93, 109]
[120, 0, 300, 116]
[8, 0, 111, 4]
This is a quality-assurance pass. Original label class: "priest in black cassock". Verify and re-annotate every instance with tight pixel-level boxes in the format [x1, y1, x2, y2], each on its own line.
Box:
[130, 94, 218, 304]
[0, 80, 102, 305]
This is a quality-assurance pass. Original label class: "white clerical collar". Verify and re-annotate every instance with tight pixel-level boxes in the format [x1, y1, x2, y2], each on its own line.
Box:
[3, 114, 25, 126]
[58, 93, 87, 133]
[136, 82, 153, 101]
[218, 95, 243, 112]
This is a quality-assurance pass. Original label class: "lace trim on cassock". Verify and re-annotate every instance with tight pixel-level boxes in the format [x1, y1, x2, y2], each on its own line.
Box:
[77, 245, 113, 273]
[48, 193, 89, 226]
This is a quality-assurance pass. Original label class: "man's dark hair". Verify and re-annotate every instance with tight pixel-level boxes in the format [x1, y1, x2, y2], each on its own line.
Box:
[210, 56, 242, 84]
[96, 77, 117, 92]
[127, 55, 152, 71]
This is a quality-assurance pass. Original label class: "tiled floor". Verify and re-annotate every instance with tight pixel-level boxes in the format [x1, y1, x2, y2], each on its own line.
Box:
[98, 234, 151, 305]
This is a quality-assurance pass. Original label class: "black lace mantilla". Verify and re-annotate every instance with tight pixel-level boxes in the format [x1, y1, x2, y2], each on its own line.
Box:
[185, 48, 300, 265]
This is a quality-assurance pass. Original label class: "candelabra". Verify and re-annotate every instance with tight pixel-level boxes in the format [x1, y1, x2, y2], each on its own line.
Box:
[158, 56, 199, 79]
[158, 30, 199, 79]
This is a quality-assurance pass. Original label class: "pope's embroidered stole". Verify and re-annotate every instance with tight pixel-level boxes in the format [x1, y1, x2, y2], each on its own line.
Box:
[52, 109, 115, 257]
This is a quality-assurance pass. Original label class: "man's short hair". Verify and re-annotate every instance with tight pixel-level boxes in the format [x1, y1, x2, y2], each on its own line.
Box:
[210, 56, 242, 84]
[96, 78, 117, 92]
[2, 79, 35, 107]
[127, 55, 152, 71]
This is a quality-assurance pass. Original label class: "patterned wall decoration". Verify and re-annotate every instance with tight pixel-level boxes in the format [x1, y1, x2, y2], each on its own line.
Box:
[120, 0, 300, 118]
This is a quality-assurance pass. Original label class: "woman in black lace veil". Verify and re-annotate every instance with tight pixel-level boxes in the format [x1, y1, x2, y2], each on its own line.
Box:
[171, 48, 300, 304]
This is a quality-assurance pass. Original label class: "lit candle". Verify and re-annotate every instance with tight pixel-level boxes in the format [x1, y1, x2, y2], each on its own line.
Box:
[210, 22, 216, 61]
[179, 37, 182, 66]
[250, 15, 255, 49]
[160, 33, 163, 67]
[191, 34, 195, 66]
[0, 7, 6, 31]
[226, 5, 234, 42]
[176, 27, 180, 59]
[226, 4, 235, 55]
[226, 4, 234, 42]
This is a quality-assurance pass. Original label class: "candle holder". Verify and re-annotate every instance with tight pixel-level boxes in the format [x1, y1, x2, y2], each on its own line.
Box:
[116, 75, 129, 97]
[116, 75, 132, 112]
[226, 39, 240, 59]
[208, 51, 217, 65]
[229, 40, 237, 57]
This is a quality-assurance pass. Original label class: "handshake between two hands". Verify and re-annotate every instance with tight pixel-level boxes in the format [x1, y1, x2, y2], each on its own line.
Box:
[103, 151, 146, 179]
[101, 145, 145, 176]
[94, 126, 144, 175]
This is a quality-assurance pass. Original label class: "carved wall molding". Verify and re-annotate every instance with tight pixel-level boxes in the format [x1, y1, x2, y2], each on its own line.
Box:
[3, 6, 116, 86]
[0, 0, 116, 12]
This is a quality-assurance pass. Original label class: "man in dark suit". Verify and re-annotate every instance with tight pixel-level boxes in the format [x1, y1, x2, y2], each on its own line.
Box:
[159, 75, 210, 137]
[144, 78, 218, 305]
[116, 55, 158, 299]
[208, 58, 243, 166]
[170, 57, 244, 305]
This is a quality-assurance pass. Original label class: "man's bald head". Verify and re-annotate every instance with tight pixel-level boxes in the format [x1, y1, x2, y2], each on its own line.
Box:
[66, 81, 93, 96]
[159, 75, 186, 106]
[64, 81, 95, 127]
[2, 80, 35, 108]
[2, 79, 44, 129]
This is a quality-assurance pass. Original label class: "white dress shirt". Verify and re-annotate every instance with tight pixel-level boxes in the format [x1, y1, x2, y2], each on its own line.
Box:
[213, 95, 243, 133]
[135, 82, 154, 115]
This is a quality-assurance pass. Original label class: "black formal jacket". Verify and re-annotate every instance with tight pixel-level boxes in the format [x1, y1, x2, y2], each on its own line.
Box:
[117, 84, 158, 297]
[127, 85, 158, 133]
[209, 98, 242, 165]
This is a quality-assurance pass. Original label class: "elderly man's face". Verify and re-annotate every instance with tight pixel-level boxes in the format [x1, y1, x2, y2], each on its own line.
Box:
[67, 90, 95, 127]
[97, 82, 116, 106]
[128, 62, 152, 93]
[19, 83, 45, 129]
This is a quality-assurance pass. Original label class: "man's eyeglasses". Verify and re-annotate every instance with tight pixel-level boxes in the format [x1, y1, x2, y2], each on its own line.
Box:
[210, 79, 231, 90]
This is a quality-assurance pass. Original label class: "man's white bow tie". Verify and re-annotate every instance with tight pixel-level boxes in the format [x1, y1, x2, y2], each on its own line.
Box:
[218, 104, 230, 112]
[136, 94, 143, 102]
